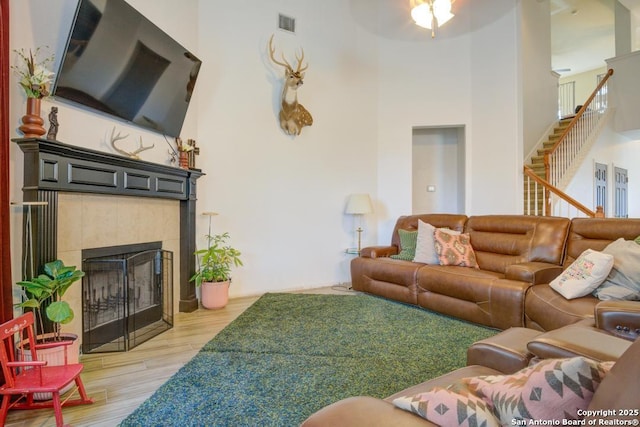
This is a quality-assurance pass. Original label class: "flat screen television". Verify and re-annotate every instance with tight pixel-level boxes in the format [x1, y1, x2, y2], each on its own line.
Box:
[52, 0, 202, 138]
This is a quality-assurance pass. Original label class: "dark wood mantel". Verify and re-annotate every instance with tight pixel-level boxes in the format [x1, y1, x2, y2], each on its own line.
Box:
[13, 137, 203, 312]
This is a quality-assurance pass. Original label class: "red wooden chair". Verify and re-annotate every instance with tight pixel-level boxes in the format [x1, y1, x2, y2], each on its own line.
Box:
[0, 311, 93, 426]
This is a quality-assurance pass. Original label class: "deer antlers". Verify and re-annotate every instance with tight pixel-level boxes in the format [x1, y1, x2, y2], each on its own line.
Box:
[268, 34, 308, 76]
[109, 127, 155, 160]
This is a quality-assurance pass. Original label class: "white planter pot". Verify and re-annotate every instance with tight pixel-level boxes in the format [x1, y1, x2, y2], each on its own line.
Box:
[18, 333, 79, 400]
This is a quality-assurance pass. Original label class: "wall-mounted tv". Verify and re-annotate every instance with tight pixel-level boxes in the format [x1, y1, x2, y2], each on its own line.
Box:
[53, 0, 202, 138]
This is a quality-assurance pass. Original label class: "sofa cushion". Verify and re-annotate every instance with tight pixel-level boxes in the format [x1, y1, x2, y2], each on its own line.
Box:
[524, 285, 597, 331]
[593, 238, 640, 301]
[549, 249, 614, 299]
[467, 357, 613, 425]
[390, 229, 418, 261]
[434, 229, 478, 268]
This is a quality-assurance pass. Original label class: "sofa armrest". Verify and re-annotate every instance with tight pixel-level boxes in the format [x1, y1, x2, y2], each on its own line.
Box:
[595, 300, 640, 341]
[504, 262, 563, 285]
[301, 396, 434, 427]
[360, 245, 398, 259]
[527, 325, 631, 362]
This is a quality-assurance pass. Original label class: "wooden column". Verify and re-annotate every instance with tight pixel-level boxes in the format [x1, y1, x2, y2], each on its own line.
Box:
[0, 0, 12, 324]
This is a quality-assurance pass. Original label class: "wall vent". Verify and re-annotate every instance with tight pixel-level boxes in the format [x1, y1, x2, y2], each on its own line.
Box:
[278, 14, 296, 33]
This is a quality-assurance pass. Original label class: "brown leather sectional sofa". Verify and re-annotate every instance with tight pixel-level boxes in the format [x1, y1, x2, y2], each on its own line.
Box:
[302, 331, 640, 427]
[352, 214, 640, 331]
[302, 215, 640, 426]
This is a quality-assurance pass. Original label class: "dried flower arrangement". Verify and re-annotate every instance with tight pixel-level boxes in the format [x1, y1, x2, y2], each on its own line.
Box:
[12, 47, 55, 99]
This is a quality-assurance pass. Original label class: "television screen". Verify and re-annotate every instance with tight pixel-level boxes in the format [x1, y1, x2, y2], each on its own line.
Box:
[52, 0, 202, 138]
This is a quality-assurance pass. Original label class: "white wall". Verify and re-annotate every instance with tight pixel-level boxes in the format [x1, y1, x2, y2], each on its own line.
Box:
[374, 0, 530, 239]
[9, 0, 379, 298]
[190, 1, 380, 296]
[521, 0, 558, 156]
[559, 66, 608, 109]
[564, 120, 640, 217]
[8, 0, 584, 300]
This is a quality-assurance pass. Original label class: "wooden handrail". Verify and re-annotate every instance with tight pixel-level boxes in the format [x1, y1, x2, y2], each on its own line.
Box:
[523, 166, 602, 217]
[544, 68, 614, 182]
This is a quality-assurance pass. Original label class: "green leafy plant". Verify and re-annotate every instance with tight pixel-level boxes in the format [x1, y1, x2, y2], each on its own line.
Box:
[11, 47, 55, 99]
[190, 232, 243, 286]
[15, 259, 85, 341]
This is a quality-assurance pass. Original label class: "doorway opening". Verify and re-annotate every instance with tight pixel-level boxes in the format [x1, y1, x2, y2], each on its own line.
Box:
[412, 126, 465, 214]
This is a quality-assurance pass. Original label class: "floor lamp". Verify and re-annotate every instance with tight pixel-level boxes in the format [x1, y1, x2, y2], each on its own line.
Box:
[345, 194, 373, 254]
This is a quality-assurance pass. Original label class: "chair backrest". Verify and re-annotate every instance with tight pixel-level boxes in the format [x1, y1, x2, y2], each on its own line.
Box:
[0, 312, 38, 388]
[564, 217, 640, 267]
[465, 215, 570, 273]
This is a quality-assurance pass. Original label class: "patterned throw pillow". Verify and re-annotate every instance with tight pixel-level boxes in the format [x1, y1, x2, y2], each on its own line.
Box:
[390, 229, 418, 261]
[549, 249, 614, 299]
[466, 357, 614, 425]
[434, 228, 478, 268]
[635, 235, 640, 245]
[413, 221, 460, 264]
[393, 381, 500, 427]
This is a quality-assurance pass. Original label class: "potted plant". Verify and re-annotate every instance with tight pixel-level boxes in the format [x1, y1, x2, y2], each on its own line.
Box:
[15, 259, 84, 342]
[15, 259, 85, 400]
[190, 232, 243, 309]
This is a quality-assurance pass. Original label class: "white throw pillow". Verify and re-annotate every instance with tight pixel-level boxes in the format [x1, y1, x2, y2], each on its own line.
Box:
[593, 238, 640, 301]
[413, 220, 460, 264]
[549, 249, 614, 299]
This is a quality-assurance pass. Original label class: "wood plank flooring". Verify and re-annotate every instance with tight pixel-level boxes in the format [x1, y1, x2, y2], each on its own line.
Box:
[5, 286, 352, 427]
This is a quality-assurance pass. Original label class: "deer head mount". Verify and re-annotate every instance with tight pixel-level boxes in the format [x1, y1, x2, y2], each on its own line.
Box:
[268, 34, 313, 136]
[109, 127, 155, 160]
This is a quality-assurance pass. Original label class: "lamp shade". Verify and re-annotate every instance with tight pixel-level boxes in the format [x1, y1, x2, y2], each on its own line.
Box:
[345, 194, 373, 215]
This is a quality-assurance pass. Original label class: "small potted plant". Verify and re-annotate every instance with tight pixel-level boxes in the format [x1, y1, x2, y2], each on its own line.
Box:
[190, 232, 243, 309]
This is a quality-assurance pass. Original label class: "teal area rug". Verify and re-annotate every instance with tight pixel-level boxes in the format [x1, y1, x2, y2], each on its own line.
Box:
[121, 292, 497, 426]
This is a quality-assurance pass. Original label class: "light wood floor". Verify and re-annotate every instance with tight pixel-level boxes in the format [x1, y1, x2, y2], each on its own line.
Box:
[5, 286, 353, 427]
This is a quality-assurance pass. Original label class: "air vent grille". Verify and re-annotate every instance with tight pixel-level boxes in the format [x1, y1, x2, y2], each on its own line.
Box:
[278, 14, 295, 33]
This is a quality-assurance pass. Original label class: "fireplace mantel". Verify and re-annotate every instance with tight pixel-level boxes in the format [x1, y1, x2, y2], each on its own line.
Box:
[14, 137, 203, 312]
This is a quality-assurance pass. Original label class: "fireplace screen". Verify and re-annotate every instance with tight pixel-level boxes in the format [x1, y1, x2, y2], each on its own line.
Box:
[82, 242, 173, 353]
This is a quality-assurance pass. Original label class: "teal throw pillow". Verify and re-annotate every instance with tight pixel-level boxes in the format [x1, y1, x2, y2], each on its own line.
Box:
[390, 229, 418, 261]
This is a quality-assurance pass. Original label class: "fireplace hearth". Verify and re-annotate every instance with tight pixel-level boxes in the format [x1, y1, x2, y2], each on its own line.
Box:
[82, 242, 173, 353]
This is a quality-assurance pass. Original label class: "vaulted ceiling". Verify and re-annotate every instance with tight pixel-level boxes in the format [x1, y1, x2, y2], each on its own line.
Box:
[552, 0, 640, 76]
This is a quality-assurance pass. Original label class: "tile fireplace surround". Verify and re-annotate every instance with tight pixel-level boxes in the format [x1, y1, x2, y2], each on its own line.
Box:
[14, 137, 203, 346]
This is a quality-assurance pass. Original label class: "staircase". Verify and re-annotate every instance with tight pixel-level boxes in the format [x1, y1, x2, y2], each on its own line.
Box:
[523, 118, 572, 214]
[523, 69, 613, 217]
[528, 118, 572, 180]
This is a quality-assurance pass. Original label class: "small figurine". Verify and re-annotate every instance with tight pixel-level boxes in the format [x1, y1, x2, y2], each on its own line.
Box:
[47, 106, 59, 140]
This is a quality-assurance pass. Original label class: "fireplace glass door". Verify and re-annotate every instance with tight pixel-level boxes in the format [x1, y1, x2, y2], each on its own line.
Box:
[83, 245, 173, 353]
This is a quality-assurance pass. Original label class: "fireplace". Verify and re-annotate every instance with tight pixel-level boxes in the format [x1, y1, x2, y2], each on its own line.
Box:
[82, 242, 173, 353]
[15, 138, 203, 351]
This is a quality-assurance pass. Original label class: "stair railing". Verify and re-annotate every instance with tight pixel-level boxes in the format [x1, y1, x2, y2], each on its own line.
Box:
[544, 69, 614, 190]
[524, 166, 603, 218]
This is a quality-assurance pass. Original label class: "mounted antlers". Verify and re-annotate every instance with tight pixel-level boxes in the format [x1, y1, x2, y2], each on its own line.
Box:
[268, 34, 313, 136]
[109, 127, 155, 160]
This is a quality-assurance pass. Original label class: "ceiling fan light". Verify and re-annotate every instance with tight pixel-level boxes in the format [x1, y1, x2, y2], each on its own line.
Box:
[411, 3, 433, 29]
[410, 0, 454, 30]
